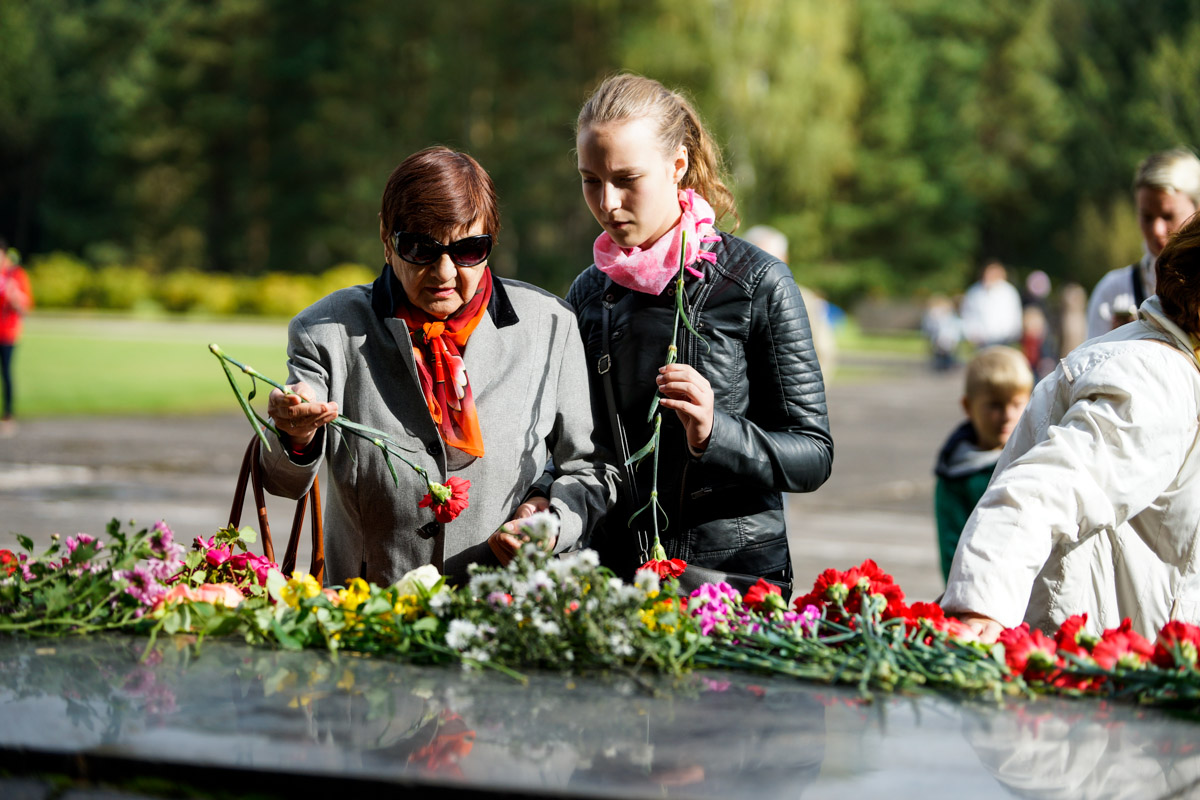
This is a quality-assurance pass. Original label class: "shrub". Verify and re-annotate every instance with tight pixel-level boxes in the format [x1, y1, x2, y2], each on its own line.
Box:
[27, 252, 93, 308]
[90, 265, 156, 310]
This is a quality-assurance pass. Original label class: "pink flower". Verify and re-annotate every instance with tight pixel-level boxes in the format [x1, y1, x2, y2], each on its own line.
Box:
[157, 582, 244, 610]
[205, 545, 232, 567]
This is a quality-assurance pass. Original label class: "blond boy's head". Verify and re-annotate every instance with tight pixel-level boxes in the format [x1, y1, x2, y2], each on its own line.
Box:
[962, 346, 1034, 451]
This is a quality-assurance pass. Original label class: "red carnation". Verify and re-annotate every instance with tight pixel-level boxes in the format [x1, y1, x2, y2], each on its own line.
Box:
[998, 623, 1058, 679]
[639, 558, 687, 579]
[1090, 618, 1153, 671]
[793, 559, 905, 621]
[1153, 620, 1200, 669]
[0, 549, 16, 577]
[744, 578, 784, 611]
[1054, 613, 1095, 657]
[420, 476, 471, 523]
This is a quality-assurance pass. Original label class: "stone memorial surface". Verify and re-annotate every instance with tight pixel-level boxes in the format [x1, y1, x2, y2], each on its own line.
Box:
[0, 636, 1197, 799]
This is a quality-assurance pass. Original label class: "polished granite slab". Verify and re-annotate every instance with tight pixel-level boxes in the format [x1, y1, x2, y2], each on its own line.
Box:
[0, 635, 1197, 799]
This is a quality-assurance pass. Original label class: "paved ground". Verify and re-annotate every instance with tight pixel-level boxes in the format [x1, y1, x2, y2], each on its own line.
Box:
[0, 353, 961, 602]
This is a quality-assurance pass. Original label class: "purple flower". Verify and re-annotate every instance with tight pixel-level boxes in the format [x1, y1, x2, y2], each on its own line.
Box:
[118, 565, 168, 608]
[150, 521, 175, 554]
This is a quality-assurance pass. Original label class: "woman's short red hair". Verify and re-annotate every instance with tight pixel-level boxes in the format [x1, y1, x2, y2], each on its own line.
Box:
[380, 147, 500, 242]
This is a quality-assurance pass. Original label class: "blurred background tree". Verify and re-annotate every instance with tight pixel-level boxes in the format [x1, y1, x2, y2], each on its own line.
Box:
[2, 0, 1199, 308]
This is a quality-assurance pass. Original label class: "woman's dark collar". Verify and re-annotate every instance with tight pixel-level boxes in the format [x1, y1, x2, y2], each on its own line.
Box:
[370, 263, 519, 328]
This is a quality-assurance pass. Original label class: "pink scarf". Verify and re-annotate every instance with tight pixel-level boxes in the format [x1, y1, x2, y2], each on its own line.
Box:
[593, 189, 721, 295]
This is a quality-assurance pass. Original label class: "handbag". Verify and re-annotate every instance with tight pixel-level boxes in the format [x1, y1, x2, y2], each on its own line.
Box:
[228, 436, 325, 584]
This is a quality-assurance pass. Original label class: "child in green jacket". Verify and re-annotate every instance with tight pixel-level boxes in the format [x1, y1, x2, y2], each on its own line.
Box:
[934, 346, 1033, 582]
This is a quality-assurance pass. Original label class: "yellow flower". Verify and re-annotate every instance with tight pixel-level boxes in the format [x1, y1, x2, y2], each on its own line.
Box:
[393, 593, 421, 622]
[338, 577, 371, 611]
[639, 608, 658, 631]
[281, 571, 322, 609]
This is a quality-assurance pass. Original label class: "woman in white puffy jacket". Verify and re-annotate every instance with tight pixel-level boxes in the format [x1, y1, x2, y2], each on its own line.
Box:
[943, 216, 1200, 642]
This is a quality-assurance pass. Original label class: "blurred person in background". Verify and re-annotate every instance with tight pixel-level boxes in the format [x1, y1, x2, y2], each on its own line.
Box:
[1086, 147, 1200, 339]
[1057, 282, 1088, 357]
[0, 240, 32, 437]
[921, 294, 964, 371]
[959, 259, 1023, 349]
[743, 225, 838, 376]
[1020, 269, 1056, 380]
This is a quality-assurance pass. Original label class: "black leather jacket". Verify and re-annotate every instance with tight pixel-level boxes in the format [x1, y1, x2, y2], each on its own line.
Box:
[566, 231, 834, 583]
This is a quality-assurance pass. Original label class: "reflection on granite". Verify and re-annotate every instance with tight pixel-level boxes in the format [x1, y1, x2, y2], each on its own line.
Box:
[0, 636, 1196, 799]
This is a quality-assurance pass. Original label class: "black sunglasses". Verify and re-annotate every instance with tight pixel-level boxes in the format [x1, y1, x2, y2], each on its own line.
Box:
[390, 231, 493, 267]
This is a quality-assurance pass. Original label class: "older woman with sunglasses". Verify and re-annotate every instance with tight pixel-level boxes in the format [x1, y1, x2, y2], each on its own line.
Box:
[259, 146, 615, 587]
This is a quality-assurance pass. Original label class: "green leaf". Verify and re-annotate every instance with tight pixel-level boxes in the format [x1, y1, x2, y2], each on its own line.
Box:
[15, 534, 33, 552]
[163, 610, 182, 635]
[381, 449, 401, 488]
[412, 615, 440, 633]
[237, 526, 258, 545]
[675, 289, 708, 351]
[647, 395, 661, 422]
[271, 618, 303, 650]
[625, 434, 657, 467]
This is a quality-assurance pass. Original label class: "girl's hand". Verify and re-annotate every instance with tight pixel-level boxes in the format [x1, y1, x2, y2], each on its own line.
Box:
[656, 364, 714, 453]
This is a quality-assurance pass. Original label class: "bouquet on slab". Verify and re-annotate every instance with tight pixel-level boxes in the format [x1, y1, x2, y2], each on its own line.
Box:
[2, 515, 1199, 711]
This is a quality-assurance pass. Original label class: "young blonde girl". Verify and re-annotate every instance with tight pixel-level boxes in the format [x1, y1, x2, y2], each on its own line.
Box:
[567, 74, 833, 592]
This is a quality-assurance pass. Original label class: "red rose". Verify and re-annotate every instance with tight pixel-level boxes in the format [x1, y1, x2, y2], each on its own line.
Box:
[1090, 618, 1153, 671]
[1153, 620, 1200, 669]
[639, 558, 687, 579]
[998, 623, 1058, 679]
[744, 578, 784, 611]
[0, 549, 16, 577]
[419, 476, 471, 523]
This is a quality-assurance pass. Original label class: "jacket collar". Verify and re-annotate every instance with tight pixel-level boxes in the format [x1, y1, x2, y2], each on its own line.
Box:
[369, 262, 519, 328]
[1139, 296, 1200, 370]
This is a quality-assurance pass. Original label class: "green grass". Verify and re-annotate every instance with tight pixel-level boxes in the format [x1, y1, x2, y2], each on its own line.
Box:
[11, 312, 290, 417]
[834, 318, 927, 357]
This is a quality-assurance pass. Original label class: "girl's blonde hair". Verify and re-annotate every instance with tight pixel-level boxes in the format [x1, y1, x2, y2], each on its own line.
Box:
[576, 73, 738, 230]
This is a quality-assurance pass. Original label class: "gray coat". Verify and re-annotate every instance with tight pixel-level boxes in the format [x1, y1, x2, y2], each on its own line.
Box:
[260, 266, 617, 587]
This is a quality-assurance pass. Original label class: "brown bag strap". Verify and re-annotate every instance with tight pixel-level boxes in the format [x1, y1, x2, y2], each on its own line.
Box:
[228, 436, 324, 584]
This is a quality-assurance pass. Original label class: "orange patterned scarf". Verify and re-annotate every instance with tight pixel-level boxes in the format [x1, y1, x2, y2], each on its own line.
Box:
[394, 269, 492, 457]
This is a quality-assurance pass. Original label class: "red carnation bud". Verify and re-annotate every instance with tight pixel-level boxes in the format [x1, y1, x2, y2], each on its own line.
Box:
[420, 476, 471, 523]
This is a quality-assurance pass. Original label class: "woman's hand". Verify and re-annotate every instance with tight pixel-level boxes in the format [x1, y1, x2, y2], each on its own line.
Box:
[656, 364, 714, 453]
[488, 496, 553, 566]
[267, 382, 339, 450]
[954, 612, 1006, 643]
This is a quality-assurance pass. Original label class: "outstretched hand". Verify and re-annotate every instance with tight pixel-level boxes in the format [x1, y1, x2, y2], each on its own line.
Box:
[267, 382, 339, 449]
[656, 363, 714, 453]
[954, 612, 1006, 643]
[489, 496, 553, 566]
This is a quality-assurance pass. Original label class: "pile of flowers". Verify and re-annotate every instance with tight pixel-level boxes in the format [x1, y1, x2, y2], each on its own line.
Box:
[2, 517, 1200, 710]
